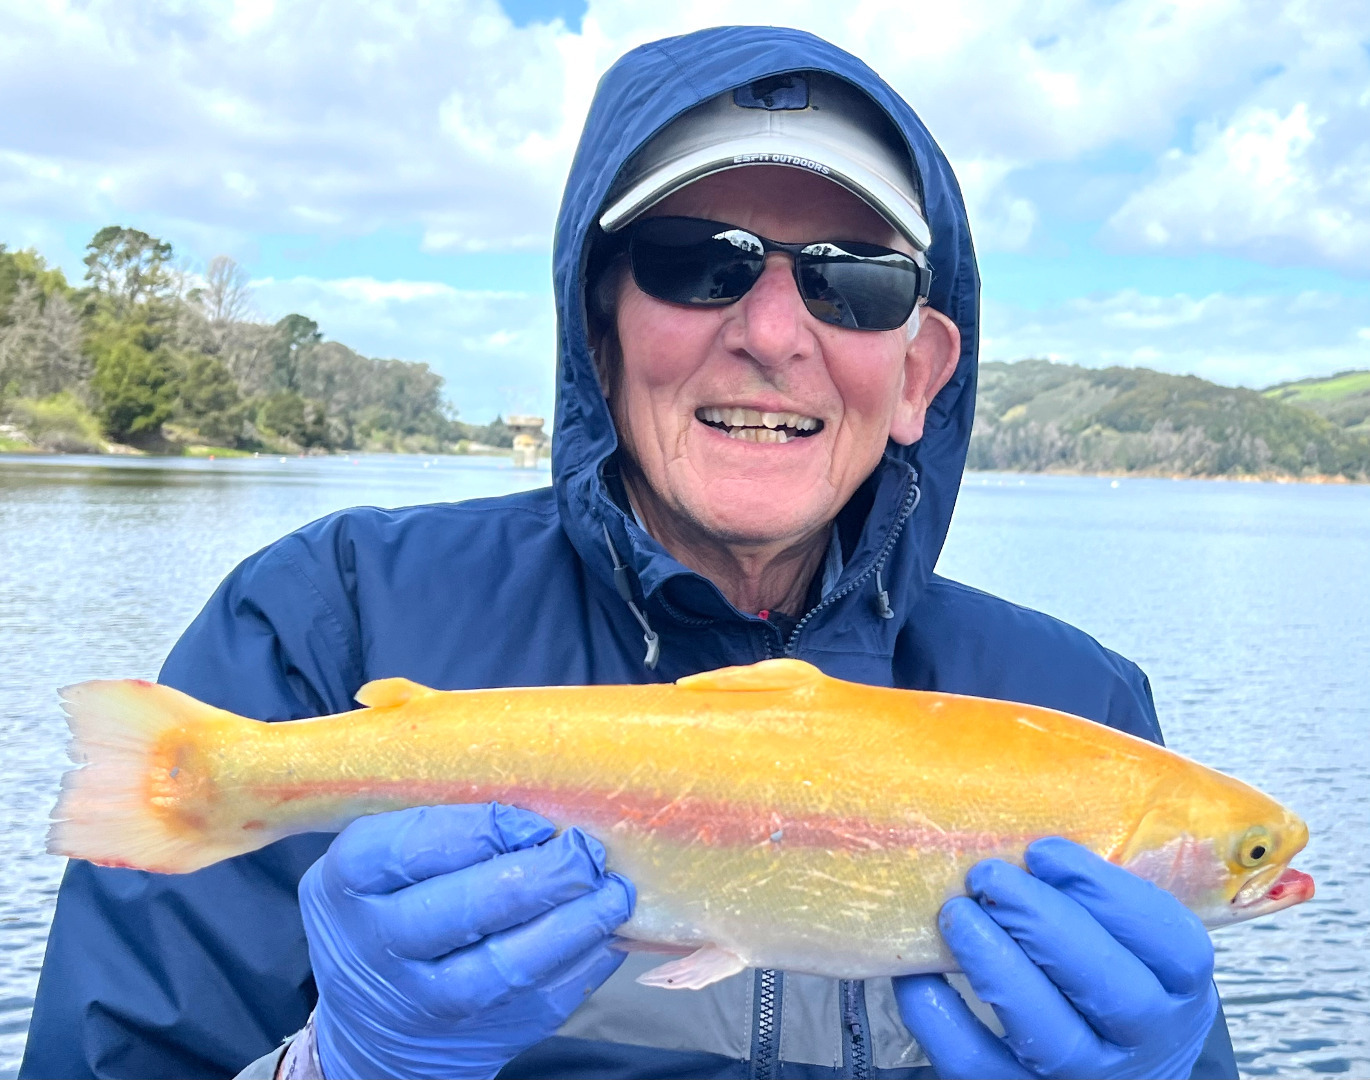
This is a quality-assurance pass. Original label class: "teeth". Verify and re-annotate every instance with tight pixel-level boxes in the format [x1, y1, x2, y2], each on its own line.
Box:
[724, 426, 790, 442]
[696, 406, 821, 432]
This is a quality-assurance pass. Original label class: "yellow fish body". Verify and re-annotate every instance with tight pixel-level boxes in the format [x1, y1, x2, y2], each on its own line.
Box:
[49, 658, 1312, 989]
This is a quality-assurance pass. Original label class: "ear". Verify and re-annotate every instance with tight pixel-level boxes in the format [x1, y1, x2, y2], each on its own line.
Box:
[888, 307, 961, 446]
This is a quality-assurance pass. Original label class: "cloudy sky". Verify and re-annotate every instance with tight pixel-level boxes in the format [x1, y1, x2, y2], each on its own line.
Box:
[2, 0, 1367, 422]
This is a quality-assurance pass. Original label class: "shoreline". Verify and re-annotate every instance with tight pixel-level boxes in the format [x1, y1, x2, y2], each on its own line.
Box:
[0, 443, 530, 461]
[1, 446, 1357, 484]
[964, 466, 1361, 486]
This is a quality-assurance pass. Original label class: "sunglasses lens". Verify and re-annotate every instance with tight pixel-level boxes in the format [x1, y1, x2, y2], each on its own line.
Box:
[629, 219, 764, 307]
[624, 218, 923, 331]
[798, 243, 921, 331]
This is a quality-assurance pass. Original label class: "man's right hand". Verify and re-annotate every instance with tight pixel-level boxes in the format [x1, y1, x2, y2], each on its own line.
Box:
[299, 802, 635, 1079]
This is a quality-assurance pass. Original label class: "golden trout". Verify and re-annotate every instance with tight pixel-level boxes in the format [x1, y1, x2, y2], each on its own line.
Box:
[49, 658, 1312, 989]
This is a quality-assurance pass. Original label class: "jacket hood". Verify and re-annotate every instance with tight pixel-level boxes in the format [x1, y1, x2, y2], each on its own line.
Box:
[551, 25, 980, 650]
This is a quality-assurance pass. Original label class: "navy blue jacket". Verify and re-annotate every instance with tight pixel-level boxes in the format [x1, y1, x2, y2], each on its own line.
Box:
[22, 26, 1237, 1080]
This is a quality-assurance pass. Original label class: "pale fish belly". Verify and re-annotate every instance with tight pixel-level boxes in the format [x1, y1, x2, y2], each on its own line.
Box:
[601, 829, 1029, 978]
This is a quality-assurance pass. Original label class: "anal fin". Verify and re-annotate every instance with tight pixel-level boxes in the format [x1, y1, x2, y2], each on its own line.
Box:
[636, 944, 748, 990]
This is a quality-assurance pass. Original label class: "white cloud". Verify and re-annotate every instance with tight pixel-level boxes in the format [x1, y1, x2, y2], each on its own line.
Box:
[981, 289, 1370, 388]
[4, 0, 1365, 266]
[1107, 97, 1370, 272]
[251, 276, 557, 422]
[581, 0, 1339, 257]
[950, 157, 1038, 251]
[0, 0, 585, 252]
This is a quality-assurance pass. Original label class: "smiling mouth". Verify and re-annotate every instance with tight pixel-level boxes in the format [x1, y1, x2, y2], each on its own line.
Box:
[696, 407, 824, 444]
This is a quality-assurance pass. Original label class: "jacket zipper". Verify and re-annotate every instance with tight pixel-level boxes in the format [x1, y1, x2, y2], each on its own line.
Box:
[783, 470, 920, 656]
[751, 967, 779, 1079]
[752, 469, 916, 1077]
[842, 979, 871, 1079]
[748, 641, 780, 1080]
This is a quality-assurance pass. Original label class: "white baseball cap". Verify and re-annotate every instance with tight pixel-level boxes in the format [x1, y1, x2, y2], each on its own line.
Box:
[598, 71, 930, 252]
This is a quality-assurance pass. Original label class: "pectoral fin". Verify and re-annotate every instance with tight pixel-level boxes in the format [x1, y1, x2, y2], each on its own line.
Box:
[636, 944, 748, 990]
[355, 677, 439, 709]
[676, 659, 826, 692]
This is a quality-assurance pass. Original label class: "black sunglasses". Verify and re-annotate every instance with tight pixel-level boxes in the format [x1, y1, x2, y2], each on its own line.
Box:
[620, 216, 931, 332]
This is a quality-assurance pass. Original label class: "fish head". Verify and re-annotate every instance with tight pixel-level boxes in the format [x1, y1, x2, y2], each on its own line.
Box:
[1117, 770, 1313, 929]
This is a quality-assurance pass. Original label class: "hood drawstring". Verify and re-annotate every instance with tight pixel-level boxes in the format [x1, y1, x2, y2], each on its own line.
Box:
[873, 569, 894, 620]
[871, 477, 921, 622]
[603, 523, 661, 670]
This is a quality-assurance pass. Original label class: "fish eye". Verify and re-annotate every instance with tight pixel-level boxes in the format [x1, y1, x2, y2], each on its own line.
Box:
[1238, 826, 1273, 868]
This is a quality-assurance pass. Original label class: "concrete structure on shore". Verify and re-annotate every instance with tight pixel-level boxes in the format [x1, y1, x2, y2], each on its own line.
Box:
[506, 415, 547, 468]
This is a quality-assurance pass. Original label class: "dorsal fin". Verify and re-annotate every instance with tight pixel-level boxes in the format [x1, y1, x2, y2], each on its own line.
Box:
[355, 677, 438, 709]
[676, 659, 826, 692]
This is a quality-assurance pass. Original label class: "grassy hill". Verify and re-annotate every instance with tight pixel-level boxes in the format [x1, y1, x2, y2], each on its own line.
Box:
[1263, 370, 1370, 437]
[968, 360, 1370, 481]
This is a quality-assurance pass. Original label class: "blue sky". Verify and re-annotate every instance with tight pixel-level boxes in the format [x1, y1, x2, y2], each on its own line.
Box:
[2, 0, 1367, 422]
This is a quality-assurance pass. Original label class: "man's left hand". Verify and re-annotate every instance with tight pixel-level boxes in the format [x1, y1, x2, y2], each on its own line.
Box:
[893, 837, 1218, 1080]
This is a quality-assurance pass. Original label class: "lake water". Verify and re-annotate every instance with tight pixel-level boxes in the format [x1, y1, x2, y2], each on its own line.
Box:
[1, 454, 1366, 1079]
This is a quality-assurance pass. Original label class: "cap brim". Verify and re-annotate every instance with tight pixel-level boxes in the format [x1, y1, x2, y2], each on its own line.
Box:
[599, 131, 931, 252]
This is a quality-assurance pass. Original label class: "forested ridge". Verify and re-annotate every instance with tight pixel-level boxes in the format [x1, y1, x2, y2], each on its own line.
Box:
[970, 360, 1370, 481]
[0, 228, 512, 455]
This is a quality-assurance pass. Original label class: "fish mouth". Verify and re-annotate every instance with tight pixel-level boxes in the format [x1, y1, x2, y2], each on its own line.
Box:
[696, 406, 824, 444]
[1232, 864, 1315, 914]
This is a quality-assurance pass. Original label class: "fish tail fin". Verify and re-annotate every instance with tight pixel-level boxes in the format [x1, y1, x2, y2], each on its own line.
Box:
[48, 679, 261, 874]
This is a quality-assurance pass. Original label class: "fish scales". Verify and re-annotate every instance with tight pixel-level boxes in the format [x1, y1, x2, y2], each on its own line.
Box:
[48, 658, 1314, 986]
[190, 684, 1137, 849]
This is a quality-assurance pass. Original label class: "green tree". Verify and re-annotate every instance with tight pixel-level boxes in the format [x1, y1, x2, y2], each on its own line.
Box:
[83, 227, 175, 314]
[89, 322, 176, 439]
[1, 245, 71, 325]
[177, 353, 245, 444]
[257, 390, 330, 449]
[267, 314, 321, 394]
[467, 414, 513, 447]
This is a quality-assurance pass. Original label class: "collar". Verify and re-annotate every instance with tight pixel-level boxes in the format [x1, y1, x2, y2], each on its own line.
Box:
[628, 499, 844, 614]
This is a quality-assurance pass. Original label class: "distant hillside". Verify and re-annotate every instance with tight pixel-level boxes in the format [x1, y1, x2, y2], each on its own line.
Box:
[968, 360, 1370, 481]
[1263, 370, 1370, 438]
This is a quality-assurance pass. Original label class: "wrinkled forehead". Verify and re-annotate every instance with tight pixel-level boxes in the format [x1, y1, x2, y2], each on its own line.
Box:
[647, 165, 910, 253]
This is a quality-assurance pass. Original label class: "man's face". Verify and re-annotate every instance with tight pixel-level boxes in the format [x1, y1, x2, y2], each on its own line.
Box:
[610, 165, 956, 550]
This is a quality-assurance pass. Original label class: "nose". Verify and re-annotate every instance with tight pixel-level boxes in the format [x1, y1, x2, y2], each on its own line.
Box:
[723, 252, 815, 368]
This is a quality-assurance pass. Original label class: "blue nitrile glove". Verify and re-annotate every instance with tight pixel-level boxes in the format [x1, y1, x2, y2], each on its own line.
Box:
[894, 837, 1218, 1080]
[298, 802, 635, 1080]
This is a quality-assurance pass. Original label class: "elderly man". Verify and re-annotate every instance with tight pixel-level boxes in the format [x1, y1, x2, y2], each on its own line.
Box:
[23, 25, 1238, 1080]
